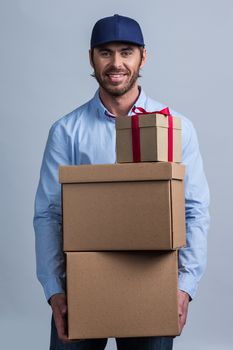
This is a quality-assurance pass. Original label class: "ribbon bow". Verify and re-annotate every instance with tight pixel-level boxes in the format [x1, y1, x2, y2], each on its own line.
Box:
[131, 106, 174, 162]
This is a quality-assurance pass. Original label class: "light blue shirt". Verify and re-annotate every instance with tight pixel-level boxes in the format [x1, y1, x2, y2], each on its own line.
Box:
[33, 88, 210, 301]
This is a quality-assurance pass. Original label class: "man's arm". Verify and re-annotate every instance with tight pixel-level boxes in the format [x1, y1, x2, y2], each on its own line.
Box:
[33, 122, 71, 339]
[33, 122, 70, 300]
[179, 118, 210, 298]
[177, 117, 210, 330]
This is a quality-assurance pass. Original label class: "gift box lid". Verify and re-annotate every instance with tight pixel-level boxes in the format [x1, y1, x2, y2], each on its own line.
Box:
[116, 114, 181, 130]
[59, 162, 185, 184]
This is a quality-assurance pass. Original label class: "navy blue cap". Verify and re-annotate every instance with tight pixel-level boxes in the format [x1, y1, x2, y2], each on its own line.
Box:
[90, 14, 145, 48]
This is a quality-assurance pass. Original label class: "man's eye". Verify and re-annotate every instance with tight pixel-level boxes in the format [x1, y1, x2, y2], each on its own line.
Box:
[122, 50, 132, 57]
[100, 51, 111, 57]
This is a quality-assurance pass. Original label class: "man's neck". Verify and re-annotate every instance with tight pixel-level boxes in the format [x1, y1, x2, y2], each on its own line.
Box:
[99, 85, 140, 117]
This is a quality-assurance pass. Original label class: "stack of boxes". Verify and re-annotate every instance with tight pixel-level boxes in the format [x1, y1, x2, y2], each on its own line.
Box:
[59, 111, 186, 340]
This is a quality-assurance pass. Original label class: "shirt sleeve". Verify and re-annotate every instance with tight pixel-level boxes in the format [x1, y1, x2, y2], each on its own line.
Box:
[178, 119, 210, 299]
[33, 122, 71, 301]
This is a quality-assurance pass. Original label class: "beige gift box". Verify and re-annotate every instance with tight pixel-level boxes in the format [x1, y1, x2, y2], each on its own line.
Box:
[116, 113, 182, 163]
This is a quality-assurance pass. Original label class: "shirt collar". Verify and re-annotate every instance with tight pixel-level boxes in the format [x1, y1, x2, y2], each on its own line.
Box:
[92, 87, 148, 121]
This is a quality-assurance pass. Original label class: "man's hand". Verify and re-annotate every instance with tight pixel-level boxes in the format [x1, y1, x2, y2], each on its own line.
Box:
[50, 293, 69, 342]
[178, 290, 190, 334]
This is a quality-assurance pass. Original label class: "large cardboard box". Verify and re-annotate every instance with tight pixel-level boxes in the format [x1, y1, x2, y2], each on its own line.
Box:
[66, 251, 180, 340]
[116, 114, 182, 163]
[60, 162, 186, 251]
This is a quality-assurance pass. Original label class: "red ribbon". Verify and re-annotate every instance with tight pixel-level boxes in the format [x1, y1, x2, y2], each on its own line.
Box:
[131, 106, 174, 162]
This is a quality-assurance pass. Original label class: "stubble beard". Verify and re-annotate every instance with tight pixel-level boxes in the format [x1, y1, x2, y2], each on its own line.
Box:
[92, 64, 142, 97]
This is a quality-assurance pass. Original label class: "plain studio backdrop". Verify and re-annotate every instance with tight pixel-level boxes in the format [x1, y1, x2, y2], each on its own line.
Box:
[1, 1, 232, 349]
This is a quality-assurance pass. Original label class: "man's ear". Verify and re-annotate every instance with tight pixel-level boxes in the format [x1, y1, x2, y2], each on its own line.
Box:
[89, 49, 94, 68]
[140, 48, 147, 69]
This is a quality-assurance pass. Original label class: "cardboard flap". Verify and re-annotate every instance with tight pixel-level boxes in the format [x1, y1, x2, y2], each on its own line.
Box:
[59, 163, 185, 184]
[116, 114, 168, 129]
[116, 114, 181, 130]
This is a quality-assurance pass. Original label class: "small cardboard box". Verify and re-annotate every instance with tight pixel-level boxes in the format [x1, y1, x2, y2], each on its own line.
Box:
[66, 251, 180, 340]
[60, 162, 186, 251]
[116, 113, 182, 163]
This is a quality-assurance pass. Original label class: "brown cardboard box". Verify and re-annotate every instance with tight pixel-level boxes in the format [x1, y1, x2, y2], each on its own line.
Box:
[60, 162, 186, 251]
[116, 113, 182, 163]
[66, 251, 180, 340]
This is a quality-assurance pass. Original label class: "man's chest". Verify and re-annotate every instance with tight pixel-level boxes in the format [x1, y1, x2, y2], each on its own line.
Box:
[71, 117, 116, 165]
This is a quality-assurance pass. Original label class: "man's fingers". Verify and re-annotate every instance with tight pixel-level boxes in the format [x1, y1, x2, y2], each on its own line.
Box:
[53, 306, 64, 331]
[50, 294, 69, 341]
[178, 290, 189, 333]
[179, 311, 186, 332]
[53, 306, 68, 341]
[179, 308, 188, 331]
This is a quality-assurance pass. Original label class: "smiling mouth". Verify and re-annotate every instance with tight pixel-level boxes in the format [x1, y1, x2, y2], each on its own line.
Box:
[107, 73, 127, 76]
[106, 73, 128, 82]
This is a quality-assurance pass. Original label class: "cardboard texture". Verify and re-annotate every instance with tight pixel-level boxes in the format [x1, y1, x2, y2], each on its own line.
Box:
[60, 163, 186, 251]
[66, 251, 180, 340]
[116, 114, 182, 163]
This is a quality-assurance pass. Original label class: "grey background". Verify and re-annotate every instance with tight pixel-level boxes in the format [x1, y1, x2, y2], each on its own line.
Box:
[1, 0, 232, 349]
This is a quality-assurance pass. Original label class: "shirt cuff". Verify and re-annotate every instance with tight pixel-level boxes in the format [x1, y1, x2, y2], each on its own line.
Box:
[43, 276, 66, 302]
[178, 272, 198, 300]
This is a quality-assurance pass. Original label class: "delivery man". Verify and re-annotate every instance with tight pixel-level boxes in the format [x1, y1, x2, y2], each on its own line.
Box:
[33, 14, 210, 350]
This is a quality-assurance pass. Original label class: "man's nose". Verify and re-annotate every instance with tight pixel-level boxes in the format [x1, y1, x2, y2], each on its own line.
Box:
[111, 52, 123, 67]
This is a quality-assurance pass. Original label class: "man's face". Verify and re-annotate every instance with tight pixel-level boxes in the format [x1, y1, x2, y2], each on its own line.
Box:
[90, 43, 146, 97]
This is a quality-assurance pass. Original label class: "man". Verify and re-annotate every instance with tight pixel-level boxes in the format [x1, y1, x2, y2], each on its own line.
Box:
[33, 14, 210, 350]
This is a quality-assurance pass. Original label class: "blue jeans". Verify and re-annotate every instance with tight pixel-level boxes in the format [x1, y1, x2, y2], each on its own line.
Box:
[50, 317, 173, 350]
